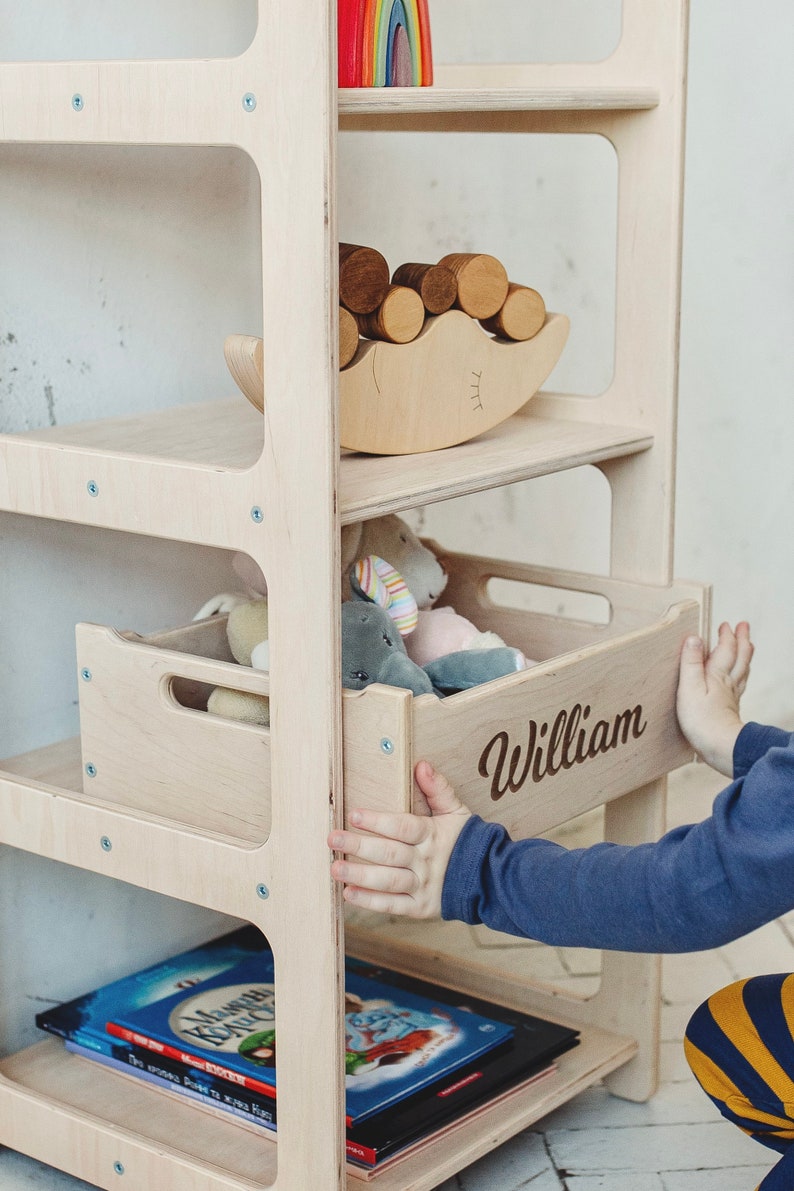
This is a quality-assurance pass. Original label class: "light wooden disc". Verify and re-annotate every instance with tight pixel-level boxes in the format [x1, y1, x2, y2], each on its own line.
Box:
[438, 253, 509, 320]
[339, 306, 360, 368]
[481, 284, 547, 342]
[357, 284, 425, 344]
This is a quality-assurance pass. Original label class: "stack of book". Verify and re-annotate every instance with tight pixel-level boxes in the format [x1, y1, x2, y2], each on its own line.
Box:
[36, 925, 579, 1175]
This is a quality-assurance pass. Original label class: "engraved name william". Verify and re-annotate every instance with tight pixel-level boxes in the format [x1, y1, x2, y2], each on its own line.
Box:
[478, 702, 648, 801]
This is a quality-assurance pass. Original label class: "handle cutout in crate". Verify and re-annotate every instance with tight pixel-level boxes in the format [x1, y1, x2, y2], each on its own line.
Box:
[487, 578, 612, 627]
[168, 675, 270, 728]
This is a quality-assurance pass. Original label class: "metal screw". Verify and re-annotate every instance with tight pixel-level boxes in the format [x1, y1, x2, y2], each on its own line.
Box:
[256, 883, 270, 899]
[380, 738, 394, 755]
[72, 93, 84, 111]
[250, 506, 264, 523]
[85, 762, 97, 778]
[80, 667, 92, 682]
[242, 93, 257, 112]
[101, 836, 113, 852]
[113, 1161, 125, 1175]
[86, 480, 99, 497]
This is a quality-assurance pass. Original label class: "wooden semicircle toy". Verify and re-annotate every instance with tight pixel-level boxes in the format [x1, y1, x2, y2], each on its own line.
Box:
[224, 310, 569, 456]
[337, 309, 570, 455]
[338, 0, 433, 88]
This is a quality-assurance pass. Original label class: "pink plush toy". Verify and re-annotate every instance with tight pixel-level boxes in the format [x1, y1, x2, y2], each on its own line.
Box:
[406, 606, 528, 669]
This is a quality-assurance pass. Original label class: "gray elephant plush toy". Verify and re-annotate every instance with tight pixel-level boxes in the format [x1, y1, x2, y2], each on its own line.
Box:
[341, 584, 525, 697]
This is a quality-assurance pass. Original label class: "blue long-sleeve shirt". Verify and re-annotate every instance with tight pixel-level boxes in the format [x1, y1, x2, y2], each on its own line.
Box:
[441, 722, 794, 953]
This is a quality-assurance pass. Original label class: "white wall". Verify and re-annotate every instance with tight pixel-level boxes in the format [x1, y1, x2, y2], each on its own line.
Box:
[0, 1, 791, 1052]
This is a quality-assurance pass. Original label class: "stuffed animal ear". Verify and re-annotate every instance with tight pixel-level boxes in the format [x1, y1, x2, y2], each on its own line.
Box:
[232, 552, 268, 597]
[351, 555, 418, 637]
[340, 522, 365, 576]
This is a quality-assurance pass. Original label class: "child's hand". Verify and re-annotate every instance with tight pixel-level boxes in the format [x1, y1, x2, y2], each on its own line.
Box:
[328, 761, 472, 918]
[676, 621, 753, 777]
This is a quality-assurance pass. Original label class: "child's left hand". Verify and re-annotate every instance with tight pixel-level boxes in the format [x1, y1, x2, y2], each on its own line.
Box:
[328, 761, 472, 918]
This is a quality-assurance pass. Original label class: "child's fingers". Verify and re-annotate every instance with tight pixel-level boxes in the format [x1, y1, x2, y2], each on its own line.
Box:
[730, 621, 753, 686]
[342, 885, 415, 915]
[706, 621, 738, 677]
[330, 857, 417, 896]
[678, 634, 707, 693]
[414, 761, 465, 816]
[342, 807, 429, 845]
[328, 828, 417, 870]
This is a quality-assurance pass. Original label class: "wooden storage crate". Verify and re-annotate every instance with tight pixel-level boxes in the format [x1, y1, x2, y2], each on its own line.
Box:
[76, 551, 709, 845]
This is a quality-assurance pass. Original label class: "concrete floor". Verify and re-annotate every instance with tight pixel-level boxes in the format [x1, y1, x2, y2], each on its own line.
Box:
[1, 759, 786, 1190]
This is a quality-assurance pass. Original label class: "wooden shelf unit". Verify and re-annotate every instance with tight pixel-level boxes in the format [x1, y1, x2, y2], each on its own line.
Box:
[0, 2, 698, 1189]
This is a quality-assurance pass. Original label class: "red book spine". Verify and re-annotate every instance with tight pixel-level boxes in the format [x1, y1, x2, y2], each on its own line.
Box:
[106, 1021, 278, 1102]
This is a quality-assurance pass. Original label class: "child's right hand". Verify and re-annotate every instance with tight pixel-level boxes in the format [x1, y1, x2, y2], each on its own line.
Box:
[328, 761, 472, 919]
[676, 621, 753, 777]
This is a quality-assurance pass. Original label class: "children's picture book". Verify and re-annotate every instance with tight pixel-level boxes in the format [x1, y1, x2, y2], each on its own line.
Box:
[104, 948, 515, 1125]
[37, 927, 579, 1168]
[64, 1038, 278, 1133]
[36, 924, 267, 1059]
[67, 972, 577, 1171]
[343, 957, 578, 1167]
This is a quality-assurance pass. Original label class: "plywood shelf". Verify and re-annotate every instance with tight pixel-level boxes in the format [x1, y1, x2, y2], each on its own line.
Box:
[0, 738, 264, 919]
[0, 1029, 635, 1191]
[0, 398, 652, 534]
[339, 83, 658, 120]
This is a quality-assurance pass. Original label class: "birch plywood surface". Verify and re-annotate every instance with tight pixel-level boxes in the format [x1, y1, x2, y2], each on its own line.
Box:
[339, 311, 569, 454]
[409, 600, 700, 838]
[75, 622, 270, 845]
[12, 398, 263, 468]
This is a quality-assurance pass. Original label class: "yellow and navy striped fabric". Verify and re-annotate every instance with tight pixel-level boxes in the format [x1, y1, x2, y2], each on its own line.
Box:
[685, 974, 794, 1190]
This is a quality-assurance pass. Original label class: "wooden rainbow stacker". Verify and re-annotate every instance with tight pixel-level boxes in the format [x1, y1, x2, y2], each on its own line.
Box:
[338, 0, 433, 88]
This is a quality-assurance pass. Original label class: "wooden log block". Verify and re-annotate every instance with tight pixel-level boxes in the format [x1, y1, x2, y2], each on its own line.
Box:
[437, 252, 509, 320]
[391, 262, 458, 315]
[339, 242, 391, 314]
[480, 283, 547, 342]
[356, 284, 425, 344]
[339, 306, 360, 369]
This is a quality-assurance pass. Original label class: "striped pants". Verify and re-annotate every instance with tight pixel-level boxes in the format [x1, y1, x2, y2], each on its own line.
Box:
[685, 974, 794, 1191]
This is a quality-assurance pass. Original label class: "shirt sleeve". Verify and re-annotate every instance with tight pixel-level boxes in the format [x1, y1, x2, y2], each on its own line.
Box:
[441, 724, 794, 953]
[734, 721, 793, 777]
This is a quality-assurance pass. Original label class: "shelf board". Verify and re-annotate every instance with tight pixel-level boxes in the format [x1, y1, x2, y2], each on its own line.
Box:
[340, 405, 652, 520]
[1, 398, 651, 526]
[339, 84, 659, 119]
[6, 398, 263, 469]
[1, 1027, 635, 1191]
[0, 736, 264, 854]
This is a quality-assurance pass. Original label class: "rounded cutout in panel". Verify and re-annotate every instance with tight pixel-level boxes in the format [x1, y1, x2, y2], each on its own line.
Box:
[0, 144, 262, 446]
[487, 578, 611, 626]
[405, 467, 611, 579]
[339, 132, 618, 399]
[0, 1, 258, 62]
[429, 0, 620, 65]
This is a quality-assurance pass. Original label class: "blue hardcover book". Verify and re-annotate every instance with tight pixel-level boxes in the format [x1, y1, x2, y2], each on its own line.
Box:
[104, 949, 514, 1125]
[36, 925, 267, 1058]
